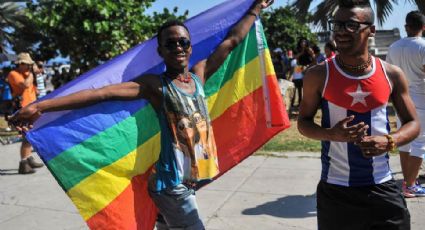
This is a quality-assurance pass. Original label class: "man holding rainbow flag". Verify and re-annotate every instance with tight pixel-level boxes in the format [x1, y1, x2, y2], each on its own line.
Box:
[10, 0, 290, 229]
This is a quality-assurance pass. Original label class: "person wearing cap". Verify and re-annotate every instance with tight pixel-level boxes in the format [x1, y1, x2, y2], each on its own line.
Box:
[7, 52, 44, 174]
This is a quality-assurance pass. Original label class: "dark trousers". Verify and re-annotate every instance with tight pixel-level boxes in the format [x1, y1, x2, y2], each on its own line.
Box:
[317, 180, 410, 230]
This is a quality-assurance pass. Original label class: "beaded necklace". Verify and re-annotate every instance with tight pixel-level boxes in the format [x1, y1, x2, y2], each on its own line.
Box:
[336, 53, 372, 72]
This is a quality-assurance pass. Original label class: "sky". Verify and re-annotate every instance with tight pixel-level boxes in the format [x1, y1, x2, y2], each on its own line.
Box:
[145, 0, 419, 38]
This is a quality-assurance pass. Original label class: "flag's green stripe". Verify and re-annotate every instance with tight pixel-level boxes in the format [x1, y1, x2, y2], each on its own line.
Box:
[48, 105, 160, 191]
[204, 26, 268, 97]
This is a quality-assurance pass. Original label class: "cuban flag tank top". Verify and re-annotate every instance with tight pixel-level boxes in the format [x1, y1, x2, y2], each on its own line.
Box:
[321, 56, 393, 187]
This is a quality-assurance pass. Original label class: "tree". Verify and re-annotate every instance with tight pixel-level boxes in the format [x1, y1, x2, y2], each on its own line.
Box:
[14, 0, 188, 72]
[292, 0, 425, 29]
[261, 6, 317, 52]
[0, 1, 27, 53]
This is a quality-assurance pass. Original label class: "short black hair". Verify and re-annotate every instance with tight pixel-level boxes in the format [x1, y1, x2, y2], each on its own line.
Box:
[325, 41, 337, 51]
[312, 45, 321, 54]
[338, 0, 375, 24]
[406, 11, 425, 31]
[157, 20, 190, 45]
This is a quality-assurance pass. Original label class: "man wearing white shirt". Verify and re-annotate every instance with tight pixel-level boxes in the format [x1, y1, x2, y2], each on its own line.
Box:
[386, 10, 425, 198]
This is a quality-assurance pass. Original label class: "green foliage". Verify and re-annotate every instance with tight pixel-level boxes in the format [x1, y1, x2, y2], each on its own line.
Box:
[13, 0, 188, 72]
[0, 1, 27, 52]
[292, 0, 425, 28]
[260, 6, 317, 52]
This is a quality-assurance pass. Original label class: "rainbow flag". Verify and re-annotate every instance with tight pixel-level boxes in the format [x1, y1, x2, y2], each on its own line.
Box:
[26, 0, 290, 229]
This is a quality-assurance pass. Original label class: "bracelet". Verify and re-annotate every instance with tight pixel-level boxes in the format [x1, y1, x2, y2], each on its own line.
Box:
[247, 10, 258, 17]
[384, 134, 396, 152]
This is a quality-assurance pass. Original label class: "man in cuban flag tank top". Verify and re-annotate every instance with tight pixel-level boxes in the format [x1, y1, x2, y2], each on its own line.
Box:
[298, 1, 420, 230]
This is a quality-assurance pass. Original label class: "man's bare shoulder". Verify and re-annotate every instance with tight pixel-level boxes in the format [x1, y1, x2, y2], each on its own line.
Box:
[304, 62, 327, 82]
[380, 60, 404, 83]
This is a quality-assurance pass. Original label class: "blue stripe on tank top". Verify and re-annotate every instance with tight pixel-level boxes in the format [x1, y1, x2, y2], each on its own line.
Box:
[347, 109, 374, 186]
[320, 99, 331, 181]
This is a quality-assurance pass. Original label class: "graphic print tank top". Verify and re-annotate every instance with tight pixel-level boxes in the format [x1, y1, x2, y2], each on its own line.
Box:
[321, 56, 393, 187]
[154, 73, 219, 191]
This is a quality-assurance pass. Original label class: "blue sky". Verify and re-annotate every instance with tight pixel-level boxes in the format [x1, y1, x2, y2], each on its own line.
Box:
[146, 0, 419, 37]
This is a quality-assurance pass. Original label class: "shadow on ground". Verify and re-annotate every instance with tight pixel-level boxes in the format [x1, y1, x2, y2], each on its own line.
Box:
[242, 194, 317, 218]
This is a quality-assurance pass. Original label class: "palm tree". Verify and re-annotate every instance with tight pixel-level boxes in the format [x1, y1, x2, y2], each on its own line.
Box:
[0, 1, 26, 53]
[292, 0, 425, 29]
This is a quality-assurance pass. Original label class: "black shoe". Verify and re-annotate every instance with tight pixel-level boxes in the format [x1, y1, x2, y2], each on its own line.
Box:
[18, 160, 35, 174]
[27, 156, 44, 168]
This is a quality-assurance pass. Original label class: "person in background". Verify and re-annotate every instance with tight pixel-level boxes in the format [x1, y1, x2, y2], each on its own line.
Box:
[34, 61, 47, 99]
[0, 71, 13, 131]
[386, 10, 425, 198]
[313, 45, 326, 63]
[272, 47, 286, 79]
[324, 40, 337, 59]
[7, 52, 44, 174]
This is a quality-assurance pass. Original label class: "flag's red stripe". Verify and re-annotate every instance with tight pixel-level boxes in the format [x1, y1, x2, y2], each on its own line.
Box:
[86, 171, 157, 230]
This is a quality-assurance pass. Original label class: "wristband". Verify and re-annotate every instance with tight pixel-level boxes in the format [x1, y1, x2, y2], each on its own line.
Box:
[384, 134, 396, 152]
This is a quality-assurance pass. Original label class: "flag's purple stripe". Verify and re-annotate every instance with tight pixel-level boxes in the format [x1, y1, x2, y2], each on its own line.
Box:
[32, 0, 253, 130]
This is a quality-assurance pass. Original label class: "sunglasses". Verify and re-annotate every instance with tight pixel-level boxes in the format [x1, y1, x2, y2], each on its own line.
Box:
[328, 20, 372, 33]
[163, 38, 191, 51]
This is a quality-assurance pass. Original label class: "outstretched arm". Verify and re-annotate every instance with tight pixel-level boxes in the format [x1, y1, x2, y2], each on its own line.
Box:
[192, 0, 274, 83]
[9, 75, 156, 130]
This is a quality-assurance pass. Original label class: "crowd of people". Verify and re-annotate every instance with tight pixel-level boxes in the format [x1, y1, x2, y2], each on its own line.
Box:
[2, 0, 425, 229]
[272, 38, 337, 113]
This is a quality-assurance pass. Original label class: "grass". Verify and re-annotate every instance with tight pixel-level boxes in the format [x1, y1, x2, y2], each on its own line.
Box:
[257, 111, 322, 153]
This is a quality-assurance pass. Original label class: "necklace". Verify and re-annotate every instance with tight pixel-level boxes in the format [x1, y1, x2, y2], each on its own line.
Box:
[336, 53, 372, 72]
[165, 72, 191, 83]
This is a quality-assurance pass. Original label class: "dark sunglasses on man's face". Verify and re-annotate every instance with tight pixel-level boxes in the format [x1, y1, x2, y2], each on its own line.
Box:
[328, 20, 372, 33]
[163, 38, 191, 51]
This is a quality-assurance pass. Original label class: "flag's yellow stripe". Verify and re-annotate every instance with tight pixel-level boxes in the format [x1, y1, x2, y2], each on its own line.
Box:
[67, 133, 160, 220]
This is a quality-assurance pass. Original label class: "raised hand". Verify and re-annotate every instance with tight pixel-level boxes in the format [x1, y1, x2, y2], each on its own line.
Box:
[328, 115, 369, 143]
[256, 0, 274, 9]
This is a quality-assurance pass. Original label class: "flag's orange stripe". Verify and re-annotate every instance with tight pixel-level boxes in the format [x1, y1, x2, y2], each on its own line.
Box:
[86, 171, 157, 230]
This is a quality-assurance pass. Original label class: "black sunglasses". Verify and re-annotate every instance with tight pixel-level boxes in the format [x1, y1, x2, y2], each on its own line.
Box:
[328, 20, 372, 33]
[163, 38, 191, 51]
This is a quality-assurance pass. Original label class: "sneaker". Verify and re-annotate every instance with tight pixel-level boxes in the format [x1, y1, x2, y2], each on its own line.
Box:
[18, 160, 35, 174]
[27, 156, 44, 168]
[402, 181, 414, 198]
[404, 184, 425, 198]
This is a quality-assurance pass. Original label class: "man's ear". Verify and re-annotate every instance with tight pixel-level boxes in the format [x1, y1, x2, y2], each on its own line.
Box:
[369, 25, 376, 37]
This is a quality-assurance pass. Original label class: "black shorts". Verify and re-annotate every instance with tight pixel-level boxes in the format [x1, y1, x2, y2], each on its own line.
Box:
[317, 180, 410, 230]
